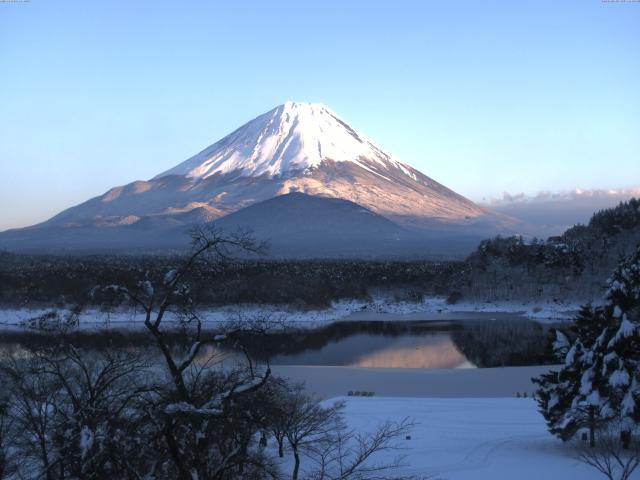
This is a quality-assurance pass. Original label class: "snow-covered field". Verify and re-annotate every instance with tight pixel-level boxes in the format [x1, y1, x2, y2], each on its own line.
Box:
[324, 396, 625, 480]
[0, 296, 582, 331]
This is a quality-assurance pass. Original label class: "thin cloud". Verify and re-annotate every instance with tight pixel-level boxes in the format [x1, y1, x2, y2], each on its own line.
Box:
[483, 186, 640, 206]
[479, 186, 640, 238]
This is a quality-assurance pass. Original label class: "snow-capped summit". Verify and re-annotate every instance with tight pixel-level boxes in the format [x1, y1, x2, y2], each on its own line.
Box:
[154, 101, 411, 180]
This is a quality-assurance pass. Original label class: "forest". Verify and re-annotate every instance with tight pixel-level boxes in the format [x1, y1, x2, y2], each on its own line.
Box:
[0, 199, 638, 310]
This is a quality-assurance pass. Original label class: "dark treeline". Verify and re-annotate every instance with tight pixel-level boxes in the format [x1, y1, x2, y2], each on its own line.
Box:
[1, 199, 638, 309]
[0, 254, 458, 309]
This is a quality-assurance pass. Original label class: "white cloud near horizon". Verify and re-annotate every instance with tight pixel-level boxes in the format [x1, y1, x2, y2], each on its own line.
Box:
[479, 186, 640, 238]
[480, 186, 640, 206]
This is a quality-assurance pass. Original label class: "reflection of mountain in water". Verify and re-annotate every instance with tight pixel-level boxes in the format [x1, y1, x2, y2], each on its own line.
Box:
[350, 335, 473, 369]
[269, 332, 473, 369]
[217, 319, 553, 369]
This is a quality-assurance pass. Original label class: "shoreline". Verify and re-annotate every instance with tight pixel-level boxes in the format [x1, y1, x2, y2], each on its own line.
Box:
[273, 364, 556, 399]
[0, 296, 582, 331]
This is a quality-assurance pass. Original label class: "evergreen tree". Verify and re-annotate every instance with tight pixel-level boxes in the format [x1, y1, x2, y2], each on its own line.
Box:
[599, 245, 640, 446]
[599, 314, 640, 448]
[533, 312, 605, 445]
[606, 245, 640, 316]
[534, 246, 640, 446]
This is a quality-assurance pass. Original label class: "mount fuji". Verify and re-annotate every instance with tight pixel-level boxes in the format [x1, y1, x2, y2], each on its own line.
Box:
[0, 102, 515, 256]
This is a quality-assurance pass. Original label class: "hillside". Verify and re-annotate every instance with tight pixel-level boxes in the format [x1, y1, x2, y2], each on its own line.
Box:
[456, 198, 640, 302]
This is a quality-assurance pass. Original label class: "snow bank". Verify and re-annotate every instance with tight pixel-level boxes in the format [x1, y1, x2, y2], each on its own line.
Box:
[0, 296, 581, 332]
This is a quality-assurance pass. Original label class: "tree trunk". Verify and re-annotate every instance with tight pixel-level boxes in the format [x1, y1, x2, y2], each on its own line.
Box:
[146, 323, 190, 401]
[292, 447, 300, 480]
[621, 430, 631, 450]
[163, 419, 191, 480]
[588, 407, 596, 448]
[278, 438, 284, 458]
[39, 437, 53, 480]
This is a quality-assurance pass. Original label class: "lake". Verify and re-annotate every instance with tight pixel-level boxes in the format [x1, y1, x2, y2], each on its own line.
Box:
[192, 317, 552, 370]
[0, 317, 553, 370]
[0, 317, 556, 397]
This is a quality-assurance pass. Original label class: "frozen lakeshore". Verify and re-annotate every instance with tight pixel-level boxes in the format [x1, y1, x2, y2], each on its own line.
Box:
[273, 365, 554, 398]
[0, 296, 582, 331]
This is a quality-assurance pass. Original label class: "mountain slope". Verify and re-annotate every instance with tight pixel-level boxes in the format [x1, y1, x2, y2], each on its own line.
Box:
[214, 192, 411, 257]
[0, 192, 490, 256]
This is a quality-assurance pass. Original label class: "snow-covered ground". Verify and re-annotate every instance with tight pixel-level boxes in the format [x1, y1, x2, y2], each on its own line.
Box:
[0, 296, 582, 331]
[317, 396, 626, 480]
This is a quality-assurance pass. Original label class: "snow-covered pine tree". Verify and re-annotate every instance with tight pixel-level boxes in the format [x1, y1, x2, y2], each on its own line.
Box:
[606, 245, 640, 316]
[598, 246, 640, 447]
[533, 306, 609, 445]
[599, 314, 640, 448]
[534, 246, 640, 446]
[532, 343, 583, 442]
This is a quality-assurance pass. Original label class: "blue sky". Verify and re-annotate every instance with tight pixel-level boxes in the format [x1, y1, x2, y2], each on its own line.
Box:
[1, 0, 639, 230]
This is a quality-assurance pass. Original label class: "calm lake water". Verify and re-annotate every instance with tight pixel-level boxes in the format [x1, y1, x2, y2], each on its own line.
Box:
[0, 317, 550, 370]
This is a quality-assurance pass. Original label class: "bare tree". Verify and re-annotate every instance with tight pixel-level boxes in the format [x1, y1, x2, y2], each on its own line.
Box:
[106, 225, 277, 479]
[276, 383, 344, 480]
[305, 417, 418, 480]
[1, 345, 151, 480]
[264, 381, 420, 480]
[110, 225, 267, 402]
[0, 396, 14, 479]
[575, 424, 640, 480]
[258, 377, 291, 459]
[38, 346, 152, 479]
[0, 353, 62, 480]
